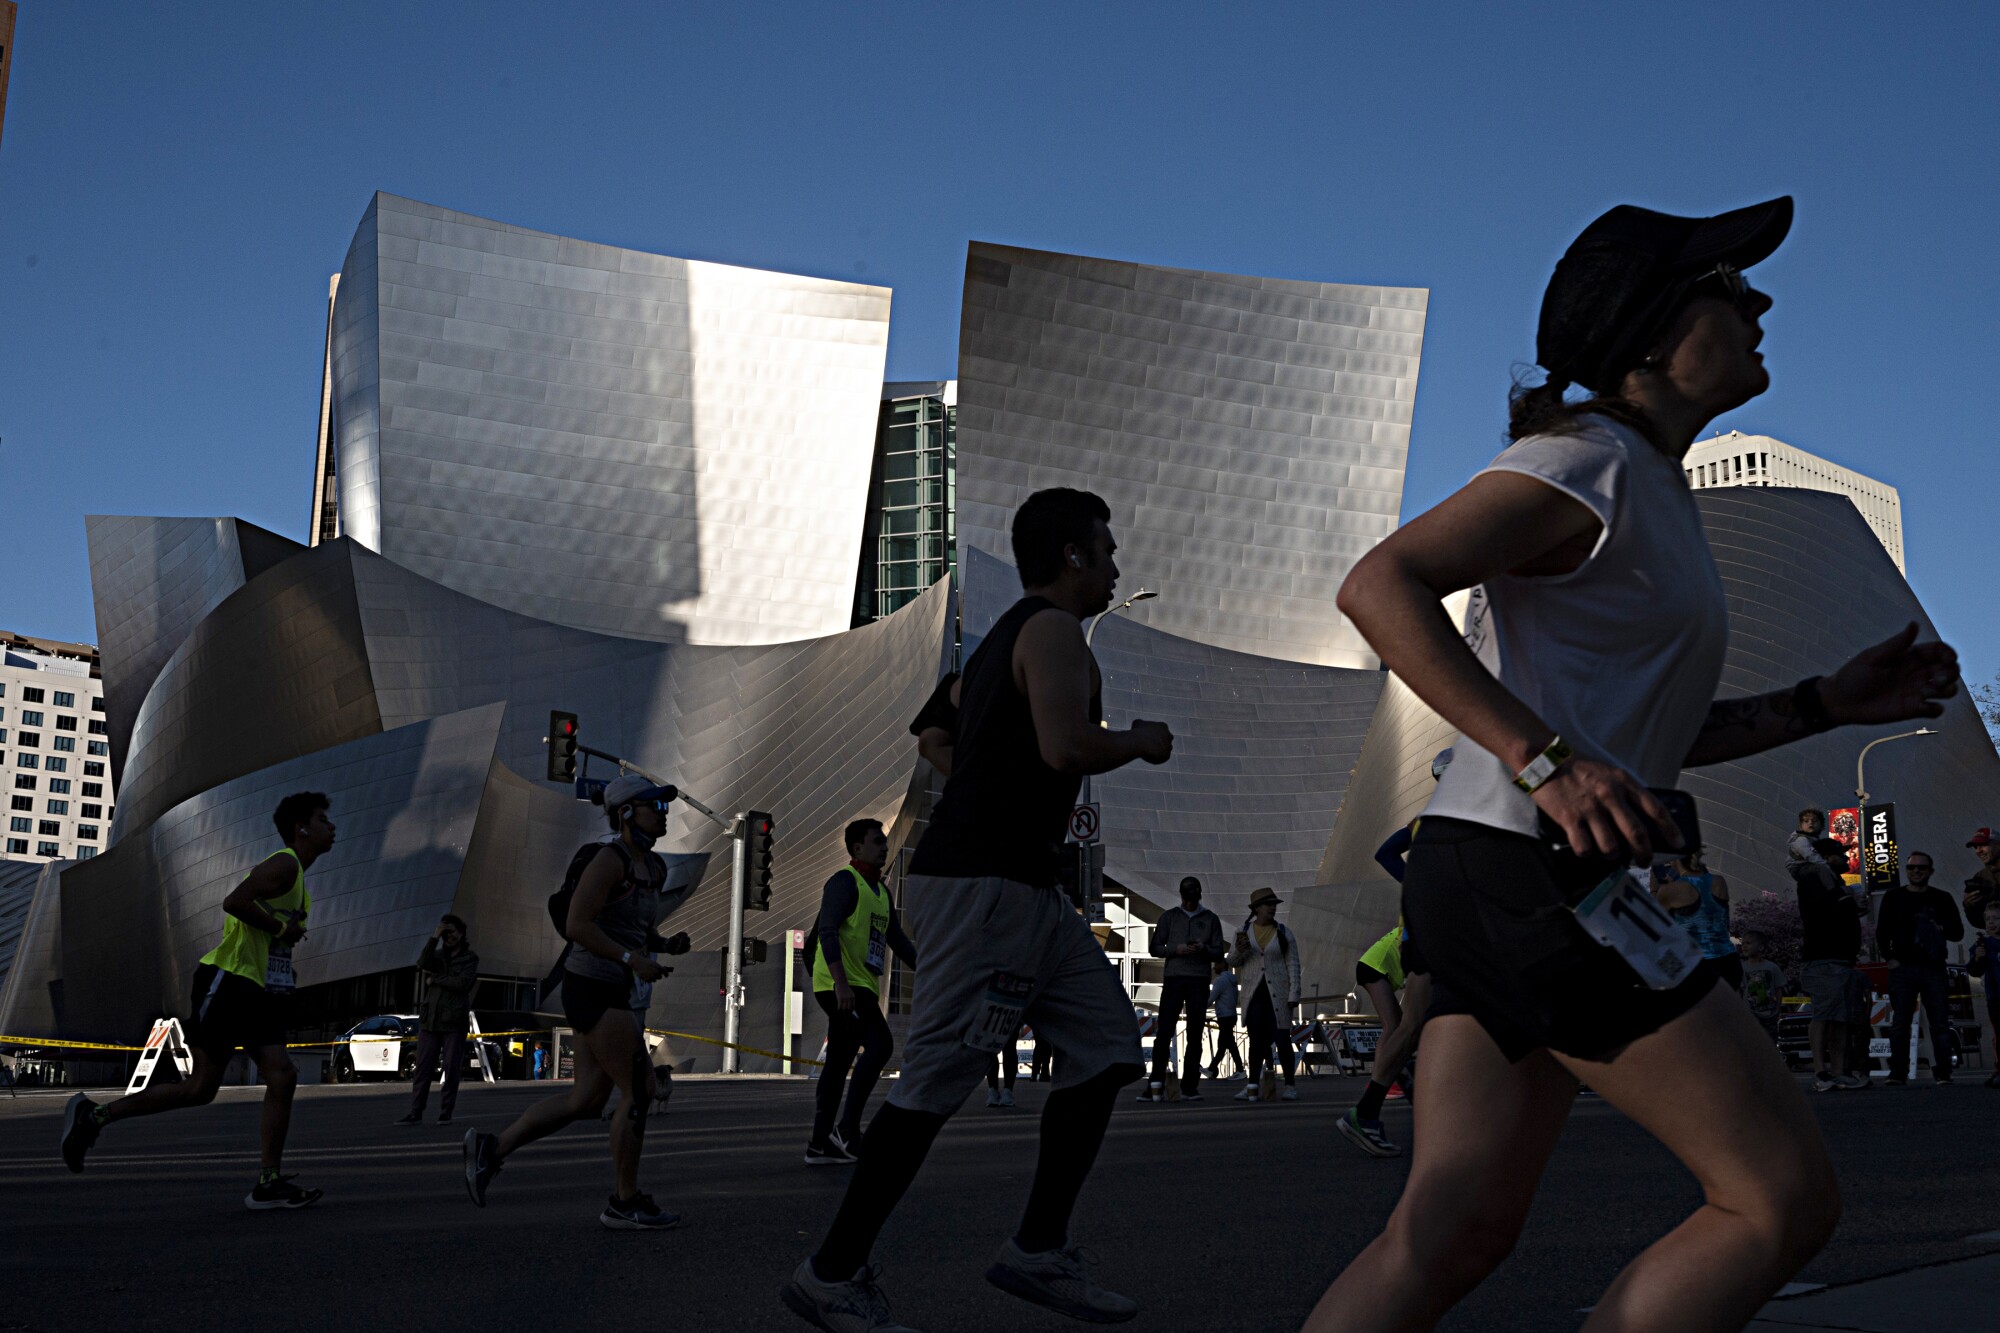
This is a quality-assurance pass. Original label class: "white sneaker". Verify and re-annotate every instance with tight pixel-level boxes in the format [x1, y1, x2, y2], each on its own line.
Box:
[987, 1088, 1004, 1108]
[1279, 1085, 1299, 1101]
[1812, 1073, 1838, 1093]
[997, 1089, 1016, 1108]
[780, 1258, 922, 1332]
[1838, 1071, 1871, 1090]
[1233, 1085, 1259, 1102]
[985, 1237, 1137, 1323]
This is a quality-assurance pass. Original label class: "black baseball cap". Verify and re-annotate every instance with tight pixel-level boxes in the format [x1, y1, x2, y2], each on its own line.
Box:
[1538, 196, 1793, 394]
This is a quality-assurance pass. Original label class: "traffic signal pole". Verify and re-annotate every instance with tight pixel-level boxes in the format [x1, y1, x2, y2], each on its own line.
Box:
[724, 814, 748, 1073]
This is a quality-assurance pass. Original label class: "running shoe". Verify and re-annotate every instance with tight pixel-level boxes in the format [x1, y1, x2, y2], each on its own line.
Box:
[463, 1128, 502, 1206]
[997, 1089, 1016, 1109]
[394, 1112, 423, 1126]
[985, 1237, 1137, 1323]
[1811, 1073, 1838, 1093]
[1233, 1085, 1260, 1102]
[780, 1257, 922, 1332]
[987, 1088, 1004, 1108]
[1179, 1081, 1203, 1102]
[601, 1191, 680, 1230]
[436, 1113, 453, 1125]
[804, 1141, 854, 1167]
[1840, 1071, 1872, 1090]
[1279, 1085, 1299, 1102]
[245, 1174, 323, 1210]
[60, 1094, 100, 1174]
[1883, 1075, 1908, 1087]
[1337, 1107, 1401, 1158]
[828, 1128, 861, 1161]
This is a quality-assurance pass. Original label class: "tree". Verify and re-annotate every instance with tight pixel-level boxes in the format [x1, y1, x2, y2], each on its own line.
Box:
[1975, 667, 2000, 746]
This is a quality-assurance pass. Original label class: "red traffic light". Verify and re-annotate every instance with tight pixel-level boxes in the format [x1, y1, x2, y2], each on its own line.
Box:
[557, 717, 577, 737]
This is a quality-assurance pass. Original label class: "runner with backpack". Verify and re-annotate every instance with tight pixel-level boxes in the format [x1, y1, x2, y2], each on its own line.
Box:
[462, 773, 692, 1229]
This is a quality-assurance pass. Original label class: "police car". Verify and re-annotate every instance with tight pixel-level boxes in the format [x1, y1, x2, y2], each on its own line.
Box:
[330, 1012, 498, 1072]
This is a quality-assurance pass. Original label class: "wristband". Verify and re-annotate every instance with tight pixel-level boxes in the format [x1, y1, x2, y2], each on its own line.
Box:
[1792, 676, 1835, 733]
[1512, 736, 1574, 794]
[620, 949, 632, 966]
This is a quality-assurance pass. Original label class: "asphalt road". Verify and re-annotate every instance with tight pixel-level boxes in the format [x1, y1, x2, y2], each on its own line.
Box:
[2, 1072, 1995, 1332]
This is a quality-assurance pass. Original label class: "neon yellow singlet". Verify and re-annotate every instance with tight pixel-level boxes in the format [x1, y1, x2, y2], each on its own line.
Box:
[812, 867, 890, 997]
[1358, 923, 1407, 992]
[199, 848, 311, 989]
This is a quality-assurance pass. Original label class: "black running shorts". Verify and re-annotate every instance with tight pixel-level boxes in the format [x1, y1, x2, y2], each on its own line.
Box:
[188, 962, 288, 1055]
[1402, 817, 1716, 1064]
[561, 974, 631, 1036]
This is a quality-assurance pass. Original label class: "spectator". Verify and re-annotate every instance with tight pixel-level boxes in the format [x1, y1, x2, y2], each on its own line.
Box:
[1878, 851, 1964, 1085]
[1963, 828, 2000, 927]
[1738, 930, 1788, 1040]
[1231, 888, 1302, 1103]
[1787, 807, 1827, 867]
[1967, 902, 2000, 1089]
[1792, 837, 1870, 1091]
[398, 915, 480, 1126]
[1653, 847, 1740, 992]
[988, 1044, 1019, 1109]
[1141, 876, 1225, 1102]
[1206, 958, 1243, 1080]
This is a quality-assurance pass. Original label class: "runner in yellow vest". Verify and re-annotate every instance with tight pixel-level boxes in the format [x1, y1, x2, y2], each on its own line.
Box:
[803, 817, 916, 1165]
[61, 791, 336, 1209]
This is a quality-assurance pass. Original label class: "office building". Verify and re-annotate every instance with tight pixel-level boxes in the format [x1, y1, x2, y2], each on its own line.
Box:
[853, 381, 957, 624]
[0, 634, 116, 864]
[1684, 430, 1904, 572]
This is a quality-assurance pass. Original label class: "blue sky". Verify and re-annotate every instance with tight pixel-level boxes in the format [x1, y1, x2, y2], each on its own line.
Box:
[2, 3, 1995, 688]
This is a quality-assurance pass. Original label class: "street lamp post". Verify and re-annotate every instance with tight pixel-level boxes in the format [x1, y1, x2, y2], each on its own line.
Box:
[1855, 727, 1935, 807]
[1080, 589, 1157, 810]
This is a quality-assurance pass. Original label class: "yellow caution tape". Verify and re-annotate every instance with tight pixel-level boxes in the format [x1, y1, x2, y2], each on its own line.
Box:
[646, 1028, 824, 1069]
[3, 1028, 821, 1069]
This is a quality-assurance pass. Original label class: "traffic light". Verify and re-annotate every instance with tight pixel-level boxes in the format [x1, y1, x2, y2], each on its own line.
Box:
[546, 711, 578, 782]
[745, 810, 774, 911]
[742, 937, 769, 966]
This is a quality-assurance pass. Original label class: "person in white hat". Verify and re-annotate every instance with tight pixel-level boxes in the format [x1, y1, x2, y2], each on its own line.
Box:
[463, 773, 690, 1230]
[1232, 888, 1302, 1103]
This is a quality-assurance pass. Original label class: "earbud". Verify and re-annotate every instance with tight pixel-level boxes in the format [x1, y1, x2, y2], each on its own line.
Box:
[1069, 555, 1081, 569]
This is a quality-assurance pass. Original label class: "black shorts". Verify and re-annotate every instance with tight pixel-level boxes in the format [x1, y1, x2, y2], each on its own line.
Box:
[188, 963, 288, 1055]
[562, 974, 631, 1035]
[1402, 817, 1716, 1064]
[1356, 961, 1388, 987]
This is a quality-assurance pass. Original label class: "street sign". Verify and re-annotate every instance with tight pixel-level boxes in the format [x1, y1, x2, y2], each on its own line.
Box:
[1068, 803, 1100, 844]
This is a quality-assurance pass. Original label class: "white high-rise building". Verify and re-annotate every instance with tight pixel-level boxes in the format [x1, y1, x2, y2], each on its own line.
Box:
[1684, 431, 1904, 572]
[0, 634, 115, 864]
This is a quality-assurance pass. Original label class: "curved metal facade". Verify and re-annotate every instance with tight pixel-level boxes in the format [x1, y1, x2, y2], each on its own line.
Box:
[54, 515, 952, 1039]
[330, 192, 891, 647]
[963, 545, 1381, 922]
[85, 516, 303, 781]
[955, 242, 1426, 669]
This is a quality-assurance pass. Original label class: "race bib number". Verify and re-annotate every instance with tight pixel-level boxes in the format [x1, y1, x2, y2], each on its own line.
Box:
[865, 925, 887, 976]
[265, 947, 296, 995]
[1569, 869, 1702, 991]
[963, 971, 1033, 1052]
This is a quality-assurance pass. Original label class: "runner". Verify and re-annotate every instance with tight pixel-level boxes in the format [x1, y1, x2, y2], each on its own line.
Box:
[60, 791, 334, 1210]
[1343, 749, 1452, 1155]
[1304, 197, 1960, 1331]
[1338, 921, 1427, 1156]
[782, 487, 1174, 1331]
[805, 817, 917, 1164]
[462, 773, 688, 1229]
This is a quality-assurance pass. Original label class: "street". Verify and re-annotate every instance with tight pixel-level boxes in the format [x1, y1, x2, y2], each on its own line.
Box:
[2, 1071, 1994, 1331]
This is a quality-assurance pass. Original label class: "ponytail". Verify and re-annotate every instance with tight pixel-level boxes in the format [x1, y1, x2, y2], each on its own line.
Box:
[1506, 368, 1665, 451]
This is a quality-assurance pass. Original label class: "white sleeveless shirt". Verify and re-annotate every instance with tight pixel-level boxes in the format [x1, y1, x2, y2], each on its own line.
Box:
[1422, 419, 1729, 838]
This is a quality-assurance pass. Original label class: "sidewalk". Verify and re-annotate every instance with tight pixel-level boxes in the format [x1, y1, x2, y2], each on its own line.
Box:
[1748, 1249, 2000, 1330]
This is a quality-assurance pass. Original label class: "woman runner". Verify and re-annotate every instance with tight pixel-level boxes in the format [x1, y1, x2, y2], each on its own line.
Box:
[1305, 197, 1959, 1331]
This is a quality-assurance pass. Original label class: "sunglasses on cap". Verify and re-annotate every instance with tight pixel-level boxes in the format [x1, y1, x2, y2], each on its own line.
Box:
[1691, 262, 1758, 314]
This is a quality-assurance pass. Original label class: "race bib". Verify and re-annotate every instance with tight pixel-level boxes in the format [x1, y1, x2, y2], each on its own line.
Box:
[265, 946, 297, 995]
[964, 971, 1033, 1052]
[865, 925, 887, 976]
[1570, 869, 1703, 991]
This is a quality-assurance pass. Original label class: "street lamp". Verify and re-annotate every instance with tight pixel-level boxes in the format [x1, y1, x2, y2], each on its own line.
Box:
[1085, 588, 1157, 649]
[1080, 588, 1158, 807]
[1855, 727, 1935, 807]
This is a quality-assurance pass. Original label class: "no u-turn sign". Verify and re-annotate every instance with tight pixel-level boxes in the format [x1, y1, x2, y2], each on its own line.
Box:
[1069, 803, 1100, 844]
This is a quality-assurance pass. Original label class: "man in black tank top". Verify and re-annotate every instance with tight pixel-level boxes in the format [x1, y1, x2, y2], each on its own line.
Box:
[783, 489, 1175, 1331]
